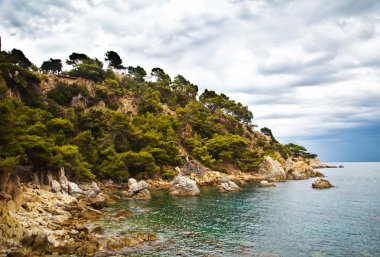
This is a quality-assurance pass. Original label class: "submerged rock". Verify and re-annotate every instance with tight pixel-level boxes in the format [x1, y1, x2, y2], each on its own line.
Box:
[312, 178, 334, 189]
[75, 241, 99, 257]
[258, 156, 286, 182]
[169, 175, 200, 196]
[115, 209, 134, 218]
[258, 180, 276, 187]
[88, 193, 111, 209]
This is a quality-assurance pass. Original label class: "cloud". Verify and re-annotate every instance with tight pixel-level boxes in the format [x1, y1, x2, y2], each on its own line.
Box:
[1, 0, 379, 160]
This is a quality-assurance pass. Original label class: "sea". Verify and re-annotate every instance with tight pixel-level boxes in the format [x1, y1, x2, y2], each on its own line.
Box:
[96, 162, 380, 257]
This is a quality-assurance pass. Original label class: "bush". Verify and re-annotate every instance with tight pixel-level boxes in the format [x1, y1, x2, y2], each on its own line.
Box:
[47, 82, 88, 106]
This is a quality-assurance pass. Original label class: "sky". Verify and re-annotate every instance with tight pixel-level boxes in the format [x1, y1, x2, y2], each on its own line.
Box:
[0, 0, 379, 162]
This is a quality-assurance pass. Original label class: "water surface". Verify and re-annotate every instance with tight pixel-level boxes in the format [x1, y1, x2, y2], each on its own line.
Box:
[98, 162, 380, 257]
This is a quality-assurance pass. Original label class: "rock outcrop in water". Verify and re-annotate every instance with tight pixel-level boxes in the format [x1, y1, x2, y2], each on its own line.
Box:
[286, 159, 324, 180]
[217, 175, 241, 192]
[258, 156, 287, 182]
[169, 175, 200, 196]
[258, 180, 277, 187]
[121, 178, 151, 200]
[312, 178, 334, 189]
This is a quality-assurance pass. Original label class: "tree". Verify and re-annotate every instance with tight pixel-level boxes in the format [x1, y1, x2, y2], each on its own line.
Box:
[41, 58, 62, 74]
[260, 127, 278, 143]
[9, 49, 33, 69]
[127, 65, 147, 82]
[67, 58, 106, 82]
[151, 67, 171, 82]
[105, 51, 125, 70]
[66, 52, 89, 66]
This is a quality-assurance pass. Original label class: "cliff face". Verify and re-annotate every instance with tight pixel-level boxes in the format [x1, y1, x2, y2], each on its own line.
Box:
[0, 171, 24, 242]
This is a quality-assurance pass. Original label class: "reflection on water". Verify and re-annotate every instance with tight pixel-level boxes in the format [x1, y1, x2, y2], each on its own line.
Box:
[96, 163, 380, 257]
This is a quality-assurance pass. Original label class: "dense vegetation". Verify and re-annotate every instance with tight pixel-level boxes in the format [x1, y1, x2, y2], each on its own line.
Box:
[0, 48, 316, 182]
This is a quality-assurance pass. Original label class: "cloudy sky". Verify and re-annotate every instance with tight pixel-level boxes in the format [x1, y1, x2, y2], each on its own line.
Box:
[1, 0, 379, 161]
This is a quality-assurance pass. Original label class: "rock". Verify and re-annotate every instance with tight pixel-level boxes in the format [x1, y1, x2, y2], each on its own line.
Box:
[57, 167, 69, 193]
[88, 193, 110, 209]
[291, 171, 307, 180]
[6, 251, 31, 257]
[217, 176, 240, 192]
[312, 178, 334, 189]
[133, 189, 151, 200]
[313, 170, 325, 177]
[115, 209, 134, 218]
[258, 180, 276, 187]
[107, 238, 124, 250]
[90, 226, 104, 235]
[75, 241, 99, 257]
[21, 228, 50, 251]
[62, 241, 77, 255]
[90, 182, 101, 194]
[68, 182, 83, 196]
[286, 159, 323, 180]
[123, 179, 151, 200]
[121, 233, 158, 247]
[87, 191, 97, 199]
[258, 156, 286, 182]
[339, 165, 344, 168]
[169, 175, 200, 196]
[51, 180, 61, 193]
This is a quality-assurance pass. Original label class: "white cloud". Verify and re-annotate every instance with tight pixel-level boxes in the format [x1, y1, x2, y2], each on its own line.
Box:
[1, 0, 379, 150]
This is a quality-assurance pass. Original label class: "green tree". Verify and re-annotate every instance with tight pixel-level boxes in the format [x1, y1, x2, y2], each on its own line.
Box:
[68, 58, 106, 83]
[128, 66, 147, 82]
[41, 58, 62, 74]
[66, 52, 89, 66]
[105, 51, 125, 69]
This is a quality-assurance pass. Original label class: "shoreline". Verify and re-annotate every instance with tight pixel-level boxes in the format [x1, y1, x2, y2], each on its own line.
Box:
[0, 157, 327, 256]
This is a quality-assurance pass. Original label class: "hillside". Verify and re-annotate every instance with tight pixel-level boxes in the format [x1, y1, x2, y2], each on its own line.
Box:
[0, 48, 319, 185]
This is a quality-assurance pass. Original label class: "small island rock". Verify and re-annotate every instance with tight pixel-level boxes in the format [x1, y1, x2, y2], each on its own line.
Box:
[312, 178, 334, 189]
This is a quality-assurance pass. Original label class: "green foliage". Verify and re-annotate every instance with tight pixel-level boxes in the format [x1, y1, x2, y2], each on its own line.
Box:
[205, 134, 247, 162]
[1, 47, 321, 183]
[66, 52, 89, 66]
[47, 82, 88, 106]
[260, 127, 278, 143]
[7, 49, 34, 69]
[285, 143, 317, 158]
[68, 58, 106, 82]
[105, 51, 125, 69]
[128, 66, 147, 82]
[40, 58, 62, 74]
[200, 89, 253, 124]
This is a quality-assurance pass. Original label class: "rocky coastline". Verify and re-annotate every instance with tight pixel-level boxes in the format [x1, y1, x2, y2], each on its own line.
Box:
[0, 156, 329, 256]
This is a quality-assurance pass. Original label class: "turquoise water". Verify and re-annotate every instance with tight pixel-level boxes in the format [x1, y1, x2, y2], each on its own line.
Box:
[99, 163, 380, 257]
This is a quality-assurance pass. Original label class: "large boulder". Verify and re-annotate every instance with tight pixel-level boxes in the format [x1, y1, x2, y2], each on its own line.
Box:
[68, 182, 84, 196]
[57, 167, 69, 193]
[169, 175, 200, 196]
[217, 176, 240, 193]
[51, 180, 62, 193]
[88, 193, 111, 209]
[122, 179, 151, 200]
[312, 178, 334, 189]
[258, 156, 286, 182]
